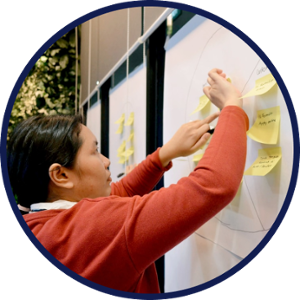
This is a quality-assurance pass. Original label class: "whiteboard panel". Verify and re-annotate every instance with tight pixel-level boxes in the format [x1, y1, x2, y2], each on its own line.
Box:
[109, 64, 147, 183]
[163, 16, 293, 291]
[86, 100, 101, 149]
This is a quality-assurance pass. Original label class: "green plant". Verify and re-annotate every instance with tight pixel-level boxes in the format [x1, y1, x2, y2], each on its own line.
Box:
[8, 27, 80, 140]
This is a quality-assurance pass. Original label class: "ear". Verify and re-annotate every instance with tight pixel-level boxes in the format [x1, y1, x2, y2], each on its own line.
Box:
[48, 163, 74, 189]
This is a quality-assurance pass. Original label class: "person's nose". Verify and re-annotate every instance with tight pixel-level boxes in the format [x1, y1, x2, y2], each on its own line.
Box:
[102, 155, 111, 169]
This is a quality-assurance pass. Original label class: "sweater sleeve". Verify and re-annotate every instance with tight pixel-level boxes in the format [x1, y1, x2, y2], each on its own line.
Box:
[124, 106, 249, 273]
[110, 149, 172, 197]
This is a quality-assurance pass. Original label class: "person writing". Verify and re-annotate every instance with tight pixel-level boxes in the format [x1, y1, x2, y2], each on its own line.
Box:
[7, 68, 248, 293]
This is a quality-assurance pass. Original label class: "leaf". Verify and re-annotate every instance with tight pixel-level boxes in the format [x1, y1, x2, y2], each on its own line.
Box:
[35, 91, 44, 97]
[56, 38, 69, 49]
[40, 56, 48, 62]
[59, 55, 69, 69]
[45, 97, 56, 109]
[69, 32, 76, 48]
[49, 110, 57, 115]
[49, 57, 58, 65]
[50, 49, 61, 56]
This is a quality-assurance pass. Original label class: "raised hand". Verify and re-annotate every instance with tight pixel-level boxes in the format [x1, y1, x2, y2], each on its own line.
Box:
[203, 68, 242, 109]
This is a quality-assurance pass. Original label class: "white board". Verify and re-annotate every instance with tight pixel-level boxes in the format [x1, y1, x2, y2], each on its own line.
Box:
[86, 99, 101, 149]
[109, 63, 147, 183]
[163, 15, 293, 291]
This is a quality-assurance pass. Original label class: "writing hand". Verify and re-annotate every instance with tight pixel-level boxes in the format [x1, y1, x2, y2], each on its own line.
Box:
[159, 112, 220, 167]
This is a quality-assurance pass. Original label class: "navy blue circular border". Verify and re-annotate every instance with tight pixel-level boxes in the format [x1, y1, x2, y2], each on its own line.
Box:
[1, 1, 299, 299]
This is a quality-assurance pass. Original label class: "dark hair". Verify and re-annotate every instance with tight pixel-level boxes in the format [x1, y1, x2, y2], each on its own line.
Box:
[7, 114, 83, 208]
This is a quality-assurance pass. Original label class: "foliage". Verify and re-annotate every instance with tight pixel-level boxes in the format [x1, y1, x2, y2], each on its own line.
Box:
[8, 28, 80, 139]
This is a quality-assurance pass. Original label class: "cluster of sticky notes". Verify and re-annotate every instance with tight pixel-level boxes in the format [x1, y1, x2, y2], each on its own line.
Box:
[240, 73, 277, 99]
[247, 106, 280, 144]
[244, 147, 282, 176]
[116, 112, 135, 164]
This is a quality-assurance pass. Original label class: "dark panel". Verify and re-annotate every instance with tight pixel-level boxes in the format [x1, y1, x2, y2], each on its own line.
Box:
[82, 102, 88, 126]
[146, 21, 166, 293]
[89, 91, 98, 108]
[129, 44, 143, 74]
[171, 9, 196, 37]
[100, 78, 111, 158]
[112, 60, 127, 88]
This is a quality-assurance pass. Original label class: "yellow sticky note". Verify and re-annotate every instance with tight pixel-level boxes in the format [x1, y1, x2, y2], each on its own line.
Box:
[191, 95, 210, 115]
[125, 112, 134, 126]
[115, 122, 124, 134]
[193, 153, 204, 162]
[240, 73, 277, 99]
[127, 131, 134, 142]
[247, 106, 280, 144]
[115, 113, 125, 124]
[122, 146, 134, 158]
[117, 141, 126, 157]
[118, 155, 128, 164]
[244, 147, 282, 176]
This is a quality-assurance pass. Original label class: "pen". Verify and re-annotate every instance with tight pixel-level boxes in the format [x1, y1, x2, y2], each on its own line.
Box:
[207, 126, 215, 135]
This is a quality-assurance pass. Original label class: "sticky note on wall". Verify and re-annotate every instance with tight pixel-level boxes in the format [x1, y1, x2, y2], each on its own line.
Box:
[127, 130, 134, 142]
[123, 146, 134, 158]
[117, 141, 126, 157]
[115, 122, 124, 134]
[240, 73, 277, 99]
[244, 147, 282, 176]
[115, 113, 125, 124]
[125, 112, 134, 126]
[191, 95, 210, 115]
[247, 106, 280, 144]
[193, 153, 204, 162]
[118, 155, 128, 164]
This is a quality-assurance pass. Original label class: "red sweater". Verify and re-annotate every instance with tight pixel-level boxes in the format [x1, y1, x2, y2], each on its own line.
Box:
[24, 106, 249, 293]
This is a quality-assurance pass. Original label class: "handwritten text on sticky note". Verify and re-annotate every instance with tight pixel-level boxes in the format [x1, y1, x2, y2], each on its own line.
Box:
[244, 147, 281, 176]
[247, 106, 280, 144]
[240, 73, 277, 99]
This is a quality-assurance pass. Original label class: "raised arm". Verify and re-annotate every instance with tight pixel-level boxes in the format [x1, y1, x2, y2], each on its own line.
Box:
[110, 149, 172, 197]
[123, 69, 249, 272]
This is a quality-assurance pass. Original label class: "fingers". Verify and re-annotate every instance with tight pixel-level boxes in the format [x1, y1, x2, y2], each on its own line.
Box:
[203, 86, 211, 99]
[203, 111, 220, 124]
[208, 68, 226, 82]
[207, 77, 213, 86]
[192, 131, 211, 152]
